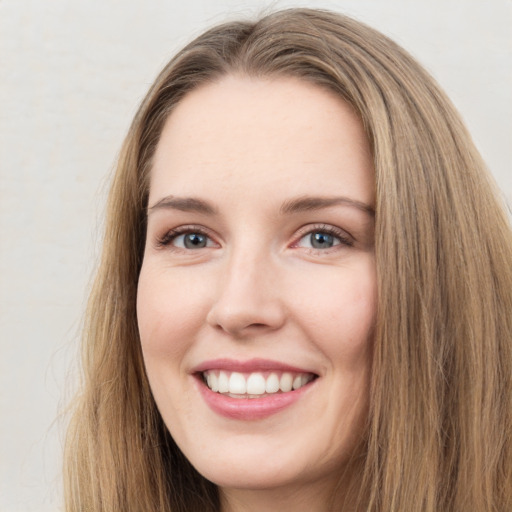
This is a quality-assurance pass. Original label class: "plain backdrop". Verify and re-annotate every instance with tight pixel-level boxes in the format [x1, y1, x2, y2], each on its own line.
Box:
[1, 0, 511, 510]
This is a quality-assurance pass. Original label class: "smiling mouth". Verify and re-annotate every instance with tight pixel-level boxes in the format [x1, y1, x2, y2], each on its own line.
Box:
[201, 370, 317, 398]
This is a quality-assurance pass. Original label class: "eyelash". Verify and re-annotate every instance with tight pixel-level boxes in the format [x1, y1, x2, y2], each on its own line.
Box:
[155, 224, 353, 252]
[293, 224, 354, 251]
[155, 225, 215, 248]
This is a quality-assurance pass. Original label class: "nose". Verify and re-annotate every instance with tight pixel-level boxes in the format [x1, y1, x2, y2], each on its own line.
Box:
[206, 249, 286, 338]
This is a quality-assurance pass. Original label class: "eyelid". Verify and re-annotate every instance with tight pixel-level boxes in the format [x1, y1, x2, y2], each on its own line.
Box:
[155, 224, 219, 249]
[153, 223, 354, 253]
[290, 224, 354, 250]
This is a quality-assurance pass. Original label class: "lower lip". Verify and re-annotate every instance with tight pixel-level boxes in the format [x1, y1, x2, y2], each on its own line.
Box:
[196, 377, 314, 420]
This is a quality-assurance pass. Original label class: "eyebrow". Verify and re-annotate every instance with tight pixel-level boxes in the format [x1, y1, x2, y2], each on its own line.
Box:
[147, 194, 375, 217]
[148, 196, 218, 216]
[279, 195, 375, 216]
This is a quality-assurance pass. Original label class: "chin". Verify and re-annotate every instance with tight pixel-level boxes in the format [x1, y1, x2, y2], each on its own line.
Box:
[197, 458, 312, 491]
[178, 430, 356, 495]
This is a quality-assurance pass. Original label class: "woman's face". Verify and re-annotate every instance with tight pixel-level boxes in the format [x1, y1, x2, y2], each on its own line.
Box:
[137, 76, 376, 502]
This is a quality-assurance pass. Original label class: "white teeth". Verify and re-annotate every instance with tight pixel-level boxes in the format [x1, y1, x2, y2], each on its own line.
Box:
[218, 371, 229, 393]
[203, 370, 315, 396]
[207, 372, 219, 392]
[265, 372, 280, 393]
[279, 372, 293, 392]
[246, 373, 266, 394]
[302, 374, 312, 386]
[229, 372, 246, 394]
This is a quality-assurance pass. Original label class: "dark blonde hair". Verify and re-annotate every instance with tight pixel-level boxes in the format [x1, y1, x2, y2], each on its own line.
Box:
[64, 8, 512, 511]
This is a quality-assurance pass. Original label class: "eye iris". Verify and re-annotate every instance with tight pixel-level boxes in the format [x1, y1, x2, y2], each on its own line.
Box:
[310, 232, 334, 249]
[184, 233, 207, 249]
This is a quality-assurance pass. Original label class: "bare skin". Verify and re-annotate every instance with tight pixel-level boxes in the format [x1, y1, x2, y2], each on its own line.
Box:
[137, 75, 375, 511]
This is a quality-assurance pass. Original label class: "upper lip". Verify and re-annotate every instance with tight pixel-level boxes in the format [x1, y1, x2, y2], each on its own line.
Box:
[191, 358, 318, 375]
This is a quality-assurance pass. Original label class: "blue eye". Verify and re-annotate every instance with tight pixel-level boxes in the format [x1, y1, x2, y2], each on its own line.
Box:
[299, 231, 340, 249]
[156, 227, 217, 250]
[173, 232, 214, 249]
[295, 227, 352, 250]
[308, 232, 338, 249]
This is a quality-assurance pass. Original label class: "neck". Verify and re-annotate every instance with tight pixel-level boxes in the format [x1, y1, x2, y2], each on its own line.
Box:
[219, 469, 361, 512]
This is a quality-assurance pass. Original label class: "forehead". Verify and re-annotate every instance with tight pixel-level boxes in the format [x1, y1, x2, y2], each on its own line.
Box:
[149, 75, 374, 206]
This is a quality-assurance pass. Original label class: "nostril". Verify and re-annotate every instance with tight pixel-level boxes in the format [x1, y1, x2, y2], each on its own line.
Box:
[206, 290, 286, 335]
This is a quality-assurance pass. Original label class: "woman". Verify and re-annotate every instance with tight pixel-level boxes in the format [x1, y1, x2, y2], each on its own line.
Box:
[64, 8, 512, 511]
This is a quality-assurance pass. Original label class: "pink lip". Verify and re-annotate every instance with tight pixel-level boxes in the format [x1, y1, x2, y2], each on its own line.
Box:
[196, 378, 314, 420]
[191, 358, 317, 421]
[191, 357, 315, 374]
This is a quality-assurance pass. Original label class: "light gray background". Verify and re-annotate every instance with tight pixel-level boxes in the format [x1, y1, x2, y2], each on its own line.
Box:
[1, 0, 511, 510]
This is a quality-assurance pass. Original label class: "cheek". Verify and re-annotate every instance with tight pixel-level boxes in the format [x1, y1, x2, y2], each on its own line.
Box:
[290, 258, 376, 359]
[136, 265, 210, 358]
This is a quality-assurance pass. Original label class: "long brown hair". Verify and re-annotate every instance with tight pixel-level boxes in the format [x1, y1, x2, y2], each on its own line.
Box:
[64, 8, 512, 511]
